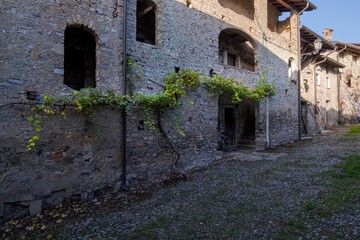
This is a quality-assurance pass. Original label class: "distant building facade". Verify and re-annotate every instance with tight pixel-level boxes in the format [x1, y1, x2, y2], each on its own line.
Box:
[300, 26, 345, 135]
[300, 26, 360, 136]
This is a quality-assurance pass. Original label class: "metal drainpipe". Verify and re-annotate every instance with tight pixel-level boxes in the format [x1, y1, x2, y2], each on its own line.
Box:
[266, 96, 270, 148]
[297, 1, 310, 140]
[121, 0, 129, 190]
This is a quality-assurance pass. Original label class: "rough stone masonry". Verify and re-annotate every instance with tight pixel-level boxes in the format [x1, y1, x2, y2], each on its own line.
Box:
[0, 0, 310, 218]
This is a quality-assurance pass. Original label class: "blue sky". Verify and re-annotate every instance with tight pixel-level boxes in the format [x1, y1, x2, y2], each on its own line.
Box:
[300, 0, 360, 43]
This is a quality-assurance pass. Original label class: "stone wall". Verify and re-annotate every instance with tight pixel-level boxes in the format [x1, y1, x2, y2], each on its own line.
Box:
[0, 0, 125, 219]
[338, 52, 360, 123]
[301, 62, 340, 133]
[127, 0, 301, 148]
[0, 105, 123, 218]
[126, 86, 221, 186]
[1, 0, 304, 219]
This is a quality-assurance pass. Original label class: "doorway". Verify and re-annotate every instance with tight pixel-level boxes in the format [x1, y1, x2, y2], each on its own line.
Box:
[219, 94, 257, 151]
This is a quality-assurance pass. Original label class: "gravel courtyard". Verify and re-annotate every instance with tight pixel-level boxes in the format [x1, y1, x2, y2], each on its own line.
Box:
[2, 125, 360, 239]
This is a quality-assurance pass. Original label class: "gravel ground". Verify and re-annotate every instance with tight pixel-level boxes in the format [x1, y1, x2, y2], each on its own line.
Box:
[2, 125, 360, 239]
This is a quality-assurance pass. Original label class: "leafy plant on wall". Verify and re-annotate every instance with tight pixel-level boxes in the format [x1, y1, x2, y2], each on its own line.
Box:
[23, 67, 275, 170]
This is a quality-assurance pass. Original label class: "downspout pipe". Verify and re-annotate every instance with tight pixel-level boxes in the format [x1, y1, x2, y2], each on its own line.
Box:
[297, 1, 310, 140]
[299, 1, 310, 15]
[314, 46, 340, 66]
[121, 0, 129, 191]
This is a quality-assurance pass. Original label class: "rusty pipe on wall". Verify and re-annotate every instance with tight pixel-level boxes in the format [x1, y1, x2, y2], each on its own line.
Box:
[297, 1, 310, 140]
[121, 0, 129, 191]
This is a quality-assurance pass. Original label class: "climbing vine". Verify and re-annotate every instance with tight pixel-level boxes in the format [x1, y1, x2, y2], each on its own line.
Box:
[203, 71, 275, 103]
[133, 70, 201, 130]
[25, 89, 127, 150]
[24, 69, 275, 150]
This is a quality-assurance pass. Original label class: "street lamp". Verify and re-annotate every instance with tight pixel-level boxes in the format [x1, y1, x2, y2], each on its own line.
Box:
[301, 38, 324, 62]
[313, 38, 323, 54]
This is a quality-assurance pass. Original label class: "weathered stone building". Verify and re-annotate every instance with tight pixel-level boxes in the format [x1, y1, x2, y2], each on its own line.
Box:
[300, 26, 345, 135]
[334, 42, 360, 124]
[300, 26, 360, 135]
[0, 0, 315, 218]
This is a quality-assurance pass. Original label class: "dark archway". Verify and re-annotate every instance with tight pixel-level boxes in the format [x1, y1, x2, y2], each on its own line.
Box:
[219, 28, 257, 72]
[64, 26, 96, 90]
[218, 93, 257, 151]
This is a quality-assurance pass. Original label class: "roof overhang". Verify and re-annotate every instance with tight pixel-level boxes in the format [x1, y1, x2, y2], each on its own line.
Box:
[314, 55, 346, 68]
[268, 0, 316, 12]
[335, 42, 360, 55]
[300, 25, 334, 50]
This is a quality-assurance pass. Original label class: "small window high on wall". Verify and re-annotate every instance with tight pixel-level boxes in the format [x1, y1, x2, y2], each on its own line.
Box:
[136, 0, 157, 45]
[288, 58, 296, 82]
[64, 27, 96, 90]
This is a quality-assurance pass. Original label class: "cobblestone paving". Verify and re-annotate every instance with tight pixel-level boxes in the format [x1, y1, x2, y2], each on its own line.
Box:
[3, 126, 360, 239]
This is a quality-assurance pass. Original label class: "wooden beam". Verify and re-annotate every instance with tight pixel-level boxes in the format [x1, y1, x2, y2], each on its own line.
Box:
[273, 0, 298, 12]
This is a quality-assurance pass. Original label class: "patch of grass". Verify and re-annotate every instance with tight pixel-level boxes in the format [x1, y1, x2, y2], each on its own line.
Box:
[334, 155, 360, 179]
[130, 215, 168, 238]
[285, 147, 298, 154]
[294, 159, 301, 165]
[327, 155, 360, 210]
[302, 200, 315, 212]
[233, 202, 246, 214]
[207, 187, 228, 201]
[287, 219, 306, 230]
[346, 125, 360, 136]
[305, 155, 360, 217]
[338, 125, 360, 143]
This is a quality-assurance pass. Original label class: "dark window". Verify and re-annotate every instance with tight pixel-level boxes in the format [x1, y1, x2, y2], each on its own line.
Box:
[64, 27, 96, 90]
[136, 0, 156, 45]
[227, 53, 237, 67]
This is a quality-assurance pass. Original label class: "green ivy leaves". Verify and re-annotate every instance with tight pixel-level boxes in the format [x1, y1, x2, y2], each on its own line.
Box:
[203, 71, 275, 103]
[26, 69, 275, 150]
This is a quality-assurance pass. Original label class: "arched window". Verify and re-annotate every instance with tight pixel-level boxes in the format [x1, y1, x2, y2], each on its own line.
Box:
[64, 26, 96, 90]
[219, 28, 257, 72]
[136, 0, 157, 45]
[288, 58, 296, 82]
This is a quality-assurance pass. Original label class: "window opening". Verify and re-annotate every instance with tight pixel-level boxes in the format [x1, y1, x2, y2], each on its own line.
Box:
[288, 58, 296, 82]
[136, 0, 156, 45]
[327, 77, 330, 89]
[316, 74, 321, 86]
[227, 53, 237, 67]
[219, 29, 257, 71]
[267, 2, 290, 33]
[64, 27, 96, 90]
[303, 79, 310, 92]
